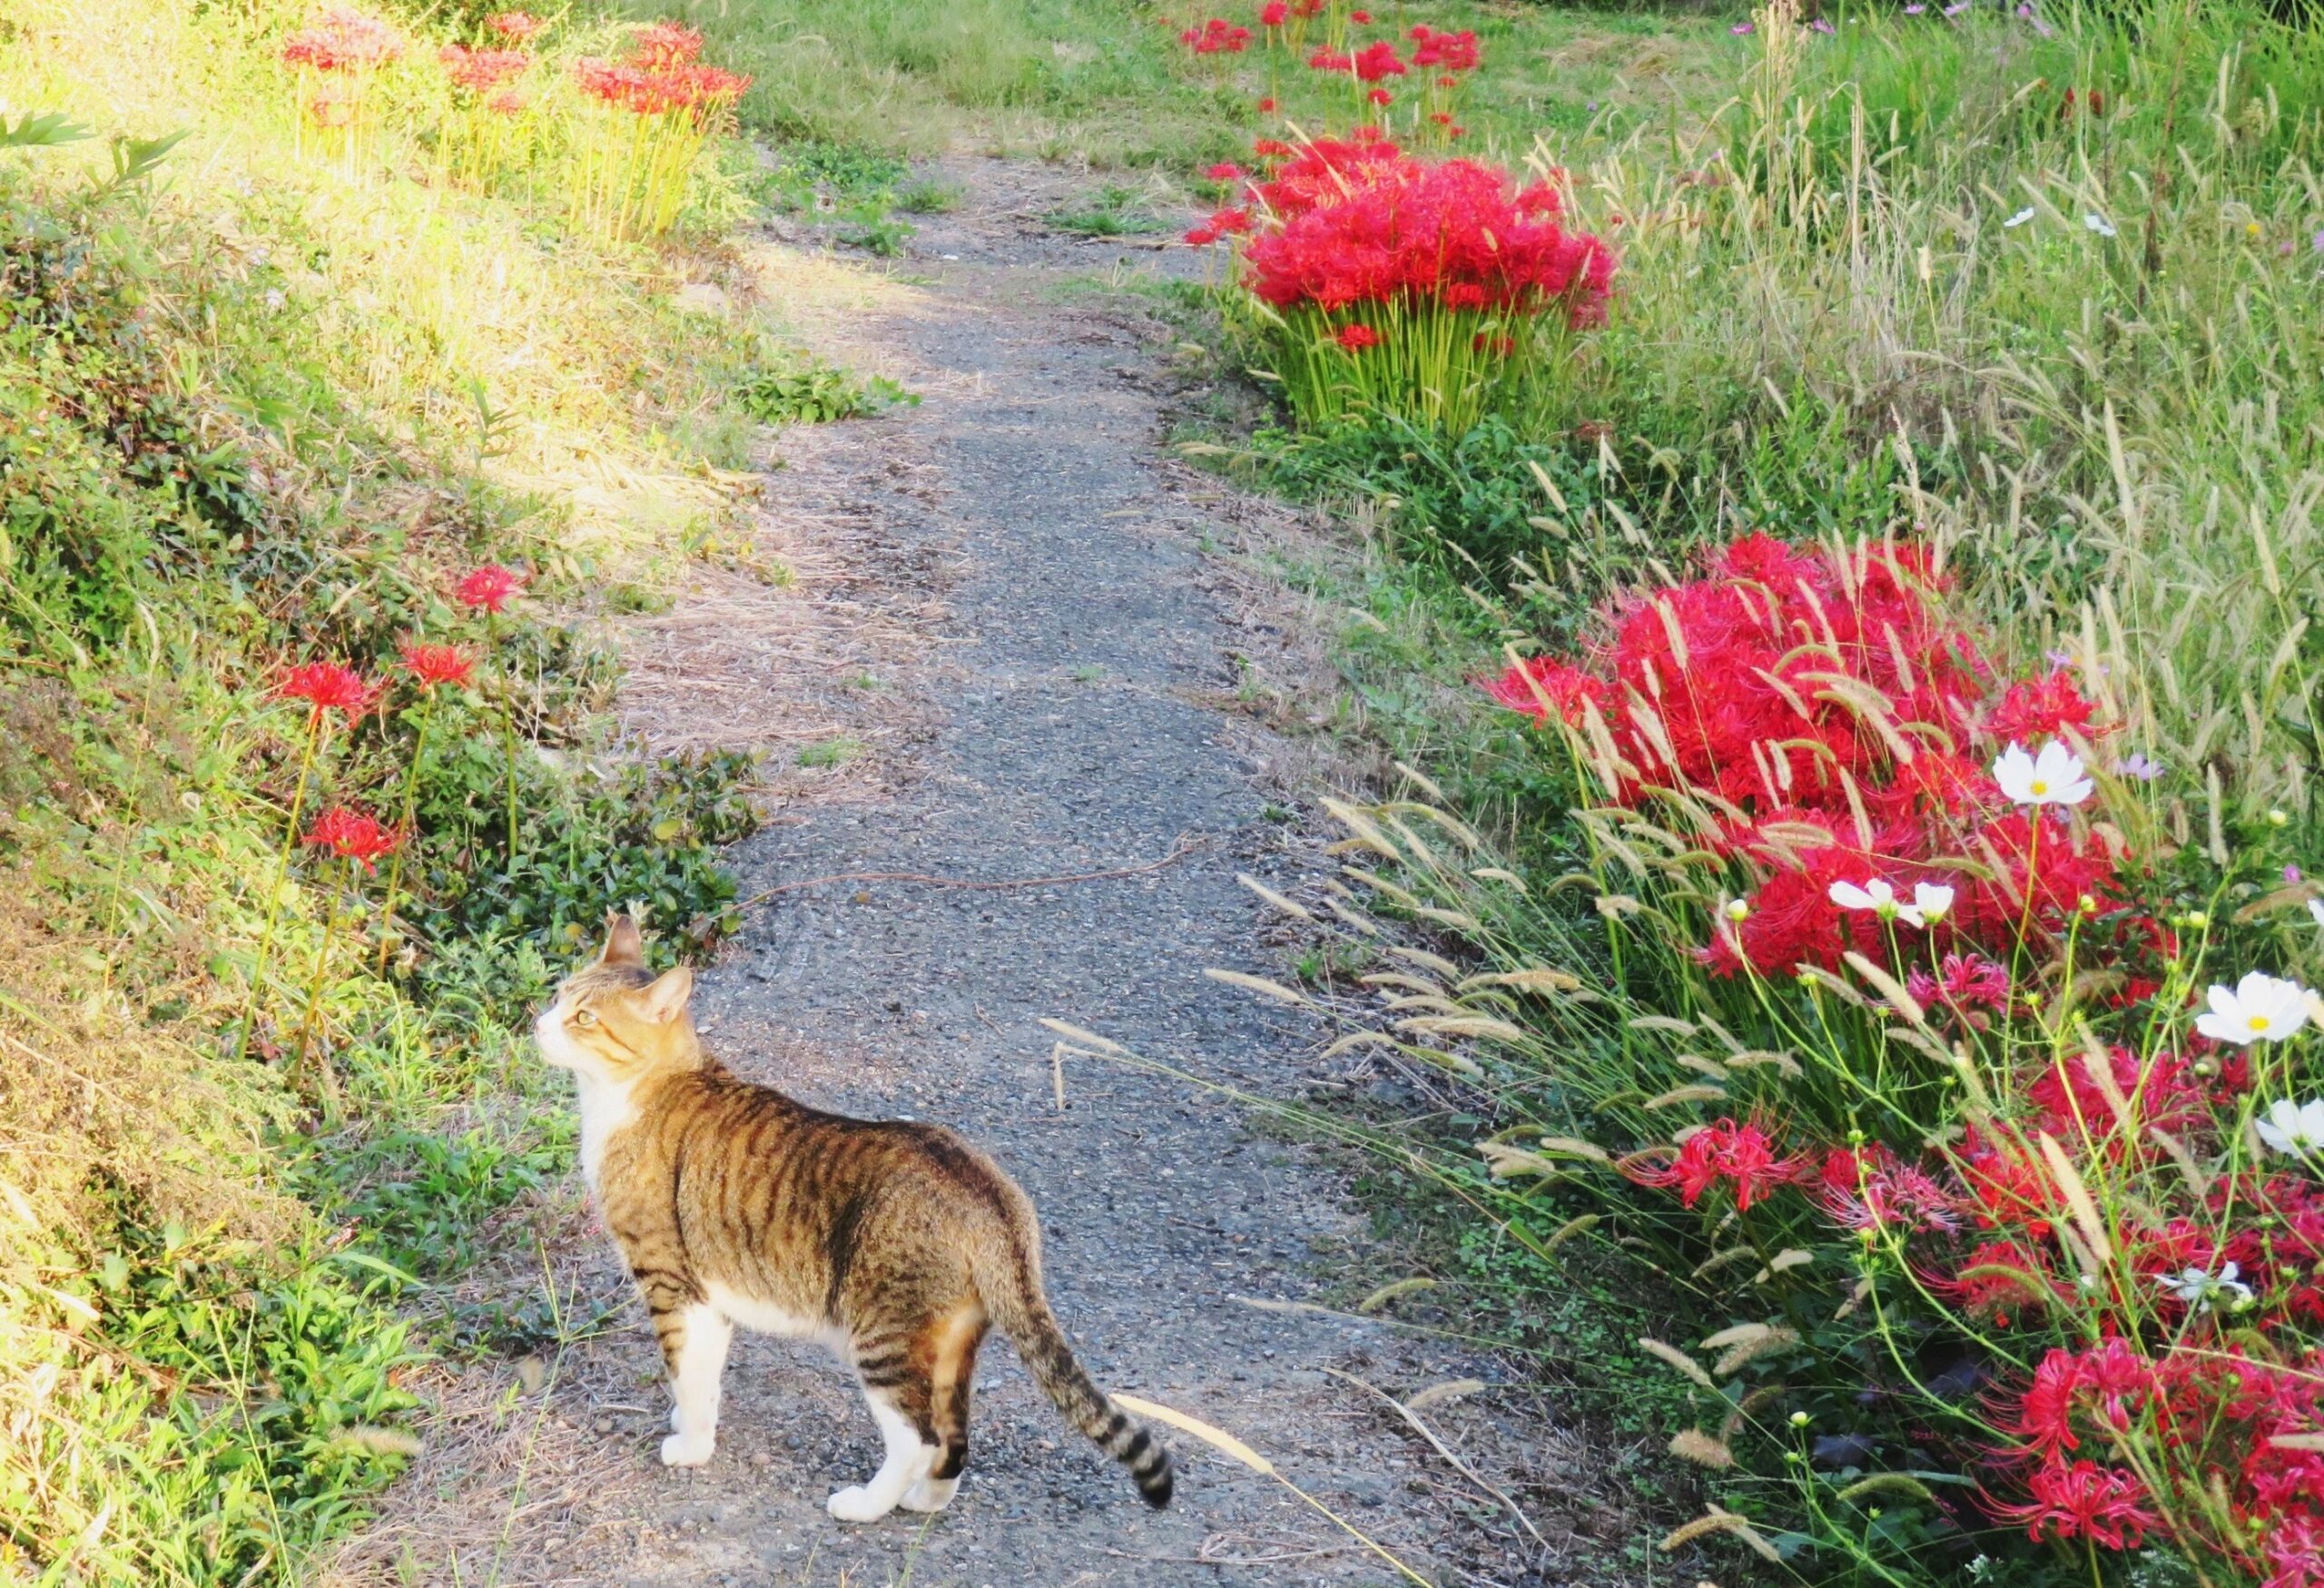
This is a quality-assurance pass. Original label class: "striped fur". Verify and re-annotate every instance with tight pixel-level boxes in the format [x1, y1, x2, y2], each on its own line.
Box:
[535, 913, 1173, 1520]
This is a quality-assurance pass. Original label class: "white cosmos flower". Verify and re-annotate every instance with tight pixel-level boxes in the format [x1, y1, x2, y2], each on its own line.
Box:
[1830, 878, 1903, 918]
[2193, 972, 2314, 1045]
[2256, 1098, 2324, 1157]
[1992, 740, 2093, 806]
[1829, 878, 1950, 928]
[2004, 206, 2037, 228]
[2158, 1262, 2253, 1313]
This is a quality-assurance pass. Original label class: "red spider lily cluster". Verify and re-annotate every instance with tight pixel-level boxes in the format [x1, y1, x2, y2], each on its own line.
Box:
[1482, 531, 2324, 1583]
[281, 8, 404, 73]
[1482, 534, 2126, 976]
[1181, 17, 1252, 54]
[438, 44, 530, 95]
[574, 24, 752, 116]
[485, 11, 544, 42]
[302, 806, 403, 871]
[1236, 137, 1615, 327]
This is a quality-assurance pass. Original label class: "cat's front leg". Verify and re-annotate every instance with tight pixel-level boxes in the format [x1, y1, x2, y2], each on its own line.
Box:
[655, 1301, 734, 1467]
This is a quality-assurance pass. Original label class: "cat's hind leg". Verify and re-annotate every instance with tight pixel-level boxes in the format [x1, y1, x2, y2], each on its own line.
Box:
[658, 1303, 733, 1467]
[902, 1308, 983, 1514]
[827, 1352, 938, 1523]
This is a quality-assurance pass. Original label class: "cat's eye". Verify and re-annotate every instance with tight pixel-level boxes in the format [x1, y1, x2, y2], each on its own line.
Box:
[572, 1010, 597, 1027]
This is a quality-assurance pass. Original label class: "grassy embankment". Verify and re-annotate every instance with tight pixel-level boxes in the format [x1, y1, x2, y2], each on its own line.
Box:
[0, 0, 872, 1577]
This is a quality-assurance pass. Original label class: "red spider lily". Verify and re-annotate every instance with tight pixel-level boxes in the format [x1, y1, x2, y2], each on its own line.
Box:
[2265, 1516, 2324, 1588]
[1181, 18, 1252, 54]
[1999, 1457, 2162, 1550]
[1254, 137, 1293, 156]
[1259, 0, 1288, 23]
[628, 21, 705, 67]
[1482, 655, 1604, 725]
[1366, 87, 1393, 106]
[1409, 25, 1481, 70]
[1257, 95, 1278, 113]
[1815, 1143, 1963, 1234]
[438, 44, 530, 94]
[1627, 1118, 1810, 1210]
[281, 8, 404, 72]
[1931, 1238, 2069, 1324]
[1241, 141, 1616, 327]
[277, 662, 380, 718]
[1306, 46, 1353, 69]
[575, 56, 752, 113]
[1352, 40, 1406, 81]
[485, 10, 544, 41]
[1988, 667, 2103, 743]
[2025, 1045, 2206, 1141]
[454, 564, 524, 613]
[1334, 322, 1380, 350]
[485, 87, 527, 114]
[1905, 952, 2013, 1015]
[399, 641, 475, 689]
[1206, 162, 1247, 182]
[302, 806, 403, 872]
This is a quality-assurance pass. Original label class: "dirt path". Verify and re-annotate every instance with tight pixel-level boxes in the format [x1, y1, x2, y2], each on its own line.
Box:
[340, 163, 1529, 1588]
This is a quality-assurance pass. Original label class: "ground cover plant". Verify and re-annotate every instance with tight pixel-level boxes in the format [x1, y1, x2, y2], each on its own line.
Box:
[0, 0, 881, 1575]
[1162, 0, 2324, 1582]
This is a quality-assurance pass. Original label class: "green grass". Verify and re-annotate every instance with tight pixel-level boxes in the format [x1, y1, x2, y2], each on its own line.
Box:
[0, 0, 798, 1577]
[632, 0, 1734, 168]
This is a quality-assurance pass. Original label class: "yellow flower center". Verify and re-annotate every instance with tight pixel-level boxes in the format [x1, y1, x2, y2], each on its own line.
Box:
[2249, 1014, 2270, 1032]
[2029, 779, 2049, 795]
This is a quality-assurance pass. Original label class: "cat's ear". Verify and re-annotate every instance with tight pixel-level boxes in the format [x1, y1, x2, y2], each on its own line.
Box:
[634, 966, 694, 1025]
[599, 912, 645, 966]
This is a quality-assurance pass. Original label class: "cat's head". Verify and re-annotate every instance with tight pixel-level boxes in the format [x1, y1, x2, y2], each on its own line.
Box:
[534, 912, 698, 1084]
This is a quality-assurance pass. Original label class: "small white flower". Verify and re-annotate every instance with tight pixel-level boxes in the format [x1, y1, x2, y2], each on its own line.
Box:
[2158, 1262, 2254, 1313]
[2309, 898, 2324, 930]
[1912, 883, 1955, 924]
[2193, 971, 2314, 1045]
[1725, 898, 1751, 922]
[2256, 1097, 2324, 1156]
[2083, 212, 2117, 238]
[2004, 206, 2037, 229]
[1992, 740, 2093, 807]
[1830, 878, 1904, 920]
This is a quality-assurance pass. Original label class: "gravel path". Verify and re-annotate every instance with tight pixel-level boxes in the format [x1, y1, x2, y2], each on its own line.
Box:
[544, 167, 1488, 1587]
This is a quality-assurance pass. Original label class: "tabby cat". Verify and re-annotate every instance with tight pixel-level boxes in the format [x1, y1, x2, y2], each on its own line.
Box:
[533, 913, 1174, 1522]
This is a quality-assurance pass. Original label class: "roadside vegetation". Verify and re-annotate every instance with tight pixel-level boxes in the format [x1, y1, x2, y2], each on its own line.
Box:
[0, 0, 812, 1578]
[1151, 0, 2324, 1583]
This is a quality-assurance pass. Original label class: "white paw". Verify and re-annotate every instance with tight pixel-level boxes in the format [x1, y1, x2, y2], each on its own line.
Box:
[661, 1432, 715, 1468]
[826, 1484, 896, 1523]
[900, 1475, 959, 1514]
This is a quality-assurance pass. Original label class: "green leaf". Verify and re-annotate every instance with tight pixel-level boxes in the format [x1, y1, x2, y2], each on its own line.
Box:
[0, 111, 93, 148]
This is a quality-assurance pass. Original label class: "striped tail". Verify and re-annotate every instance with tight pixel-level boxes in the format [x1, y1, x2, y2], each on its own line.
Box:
[977, 1253, 1174, 1507]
